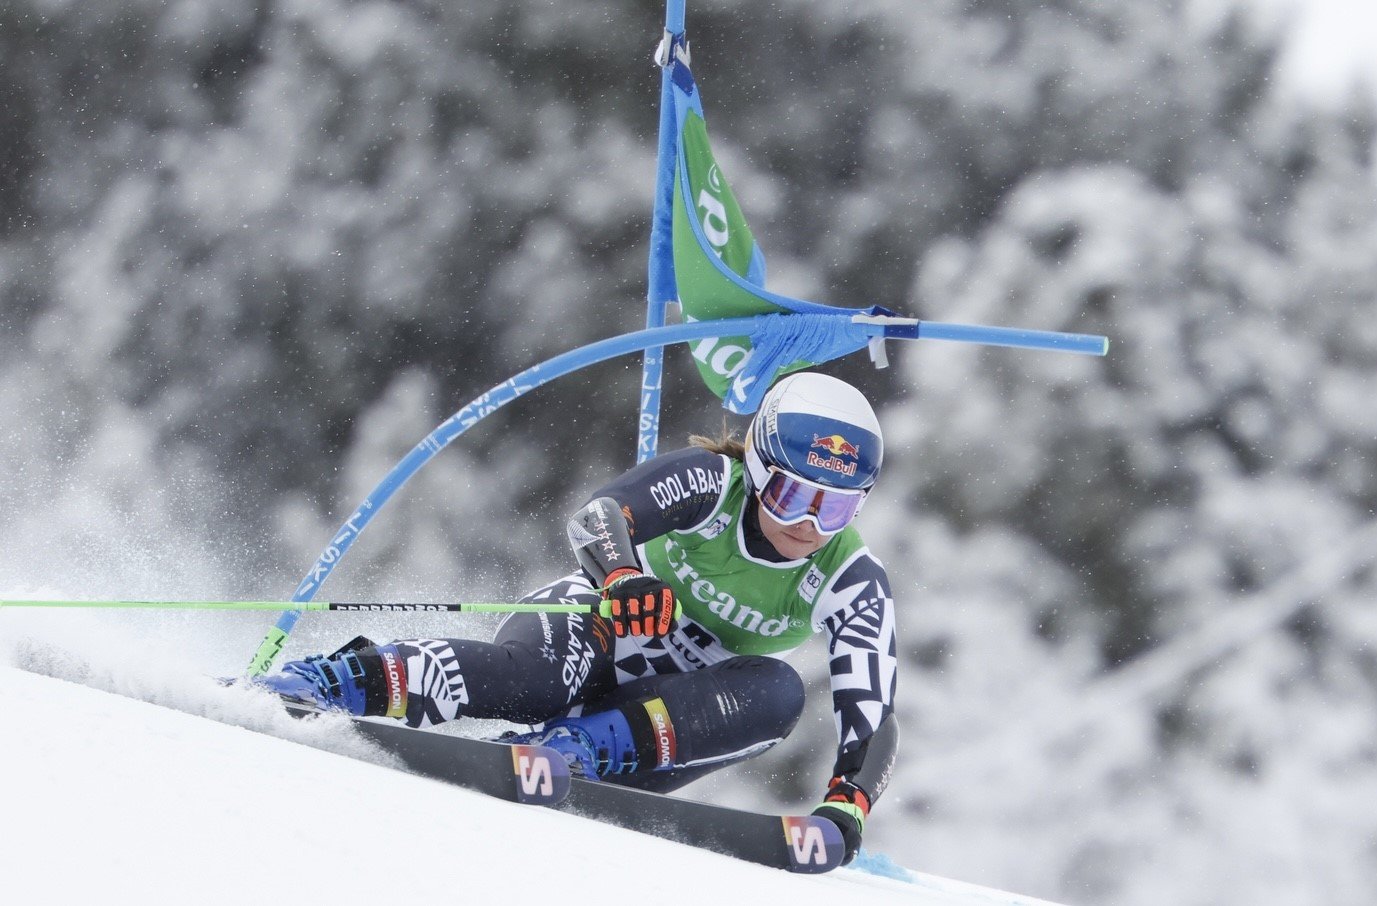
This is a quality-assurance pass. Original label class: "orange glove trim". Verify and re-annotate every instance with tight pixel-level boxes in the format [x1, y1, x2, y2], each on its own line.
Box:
[826, 776, 871, 817]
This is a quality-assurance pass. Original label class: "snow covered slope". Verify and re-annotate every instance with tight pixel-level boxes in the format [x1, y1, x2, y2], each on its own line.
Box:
[2, 665, 1067, 906]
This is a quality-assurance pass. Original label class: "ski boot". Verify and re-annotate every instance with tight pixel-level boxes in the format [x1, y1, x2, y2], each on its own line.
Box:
[503, 709, 643, 780]
[249, 637, 393, 716]
[252, 653, 369, 714]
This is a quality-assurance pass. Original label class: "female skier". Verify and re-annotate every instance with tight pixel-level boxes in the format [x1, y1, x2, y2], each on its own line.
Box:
[258, 371, 898, 862]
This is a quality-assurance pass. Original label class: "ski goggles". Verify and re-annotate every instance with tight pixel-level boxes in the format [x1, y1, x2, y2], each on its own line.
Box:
[756, 468, 867, 535]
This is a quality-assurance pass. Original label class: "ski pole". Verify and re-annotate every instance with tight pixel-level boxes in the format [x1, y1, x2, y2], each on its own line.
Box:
[0, 598, 610, 615]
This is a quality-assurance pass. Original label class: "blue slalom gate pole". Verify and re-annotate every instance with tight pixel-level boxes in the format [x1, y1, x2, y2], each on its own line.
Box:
[245, 313, 1106, 674]
[869, 318, 1109, 356]
[636, 0, 689, 464]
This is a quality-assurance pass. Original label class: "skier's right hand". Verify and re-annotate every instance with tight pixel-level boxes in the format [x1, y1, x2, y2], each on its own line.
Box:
[599, 568, 680, 638]
[812, 777, 869, 865]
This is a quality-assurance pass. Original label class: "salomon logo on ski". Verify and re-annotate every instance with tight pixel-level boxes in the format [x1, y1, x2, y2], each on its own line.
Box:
[781, 816, 846, 873]
[511, 746, 569, 804]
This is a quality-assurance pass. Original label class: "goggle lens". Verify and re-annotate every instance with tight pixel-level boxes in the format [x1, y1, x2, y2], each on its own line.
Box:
[758, 470, 864, 535]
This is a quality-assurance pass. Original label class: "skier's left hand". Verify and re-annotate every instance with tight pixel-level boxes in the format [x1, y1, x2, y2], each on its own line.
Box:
[811, 777, 870, 865]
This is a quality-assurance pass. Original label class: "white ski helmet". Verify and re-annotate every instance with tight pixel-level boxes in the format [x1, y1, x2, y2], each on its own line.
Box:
[744, 372, 882, 533]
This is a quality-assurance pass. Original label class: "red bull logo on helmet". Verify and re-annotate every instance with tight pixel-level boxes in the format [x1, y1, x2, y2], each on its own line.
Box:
[807, 434, 860, 478]
[812, 434, 861, 458]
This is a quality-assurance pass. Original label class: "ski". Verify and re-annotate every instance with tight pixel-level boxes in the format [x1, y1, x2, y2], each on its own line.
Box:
[555, 776, 846, 873]
[283, 704, 571, 806]
[284, 705, 841, 872]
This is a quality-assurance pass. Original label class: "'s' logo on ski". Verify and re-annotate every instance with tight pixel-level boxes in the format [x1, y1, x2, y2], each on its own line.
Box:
[786, 820, 828, 864]
[781, 816, 844, 872]
[512, 746, 556, 801]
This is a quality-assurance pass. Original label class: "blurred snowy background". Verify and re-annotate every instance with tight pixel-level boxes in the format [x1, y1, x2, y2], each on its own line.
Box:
[2, 1, 1375, 904]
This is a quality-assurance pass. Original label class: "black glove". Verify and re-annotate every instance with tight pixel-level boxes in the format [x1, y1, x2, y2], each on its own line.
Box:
[811, 777, 869, 865]
[599, 568, 680, 638]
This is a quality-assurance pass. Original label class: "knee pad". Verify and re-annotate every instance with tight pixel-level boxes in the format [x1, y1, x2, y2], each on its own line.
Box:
[713, 656, 806, 737]
[630, 656, 805, 745]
